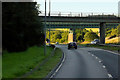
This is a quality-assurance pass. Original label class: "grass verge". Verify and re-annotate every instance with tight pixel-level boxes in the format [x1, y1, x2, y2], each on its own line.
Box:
[26, 48, 63, 78]
[2, 46, 53, 78]
[0, 53, 2, 79]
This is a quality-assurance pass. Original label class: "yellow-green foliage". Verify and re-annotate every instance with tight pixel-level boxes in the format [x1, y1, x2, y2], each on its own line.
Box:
[85, 28, 99, 32]
[105, 37, 120, 43]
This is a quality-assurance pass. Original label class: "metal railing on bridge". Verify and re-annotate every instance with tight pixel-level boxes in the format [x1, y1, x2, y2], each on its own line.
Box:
[39, 11, 120, 17]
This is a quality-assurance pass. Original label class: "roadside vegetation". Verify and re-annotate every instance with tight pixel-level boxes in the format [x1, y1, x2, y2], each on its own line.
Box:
[27, 48, 63, 78]
[2, 46, 54, 78]
[3, 3, 44, 52]
[47, 25, 120, 44]
[46, 30, 69, 43]
[2, 2, 120, 79]
[105, 25, 120, 44]
[46, 28, 99, 44]
[2, 2, 63, 79]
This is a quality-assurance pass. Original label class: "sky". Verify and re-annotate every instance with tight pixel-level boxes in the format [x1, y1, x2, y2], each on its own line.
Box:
[36, 0, 120, 15]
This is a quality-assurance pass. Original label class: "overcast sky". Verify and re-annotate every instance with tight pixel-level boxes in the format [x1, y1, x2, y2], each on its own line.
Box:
[36, 0, 120, 14]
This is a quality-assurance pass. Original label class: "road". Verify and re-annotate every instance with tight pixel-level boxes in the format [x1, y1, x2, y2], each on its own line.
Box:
[53, 45, 119, 78]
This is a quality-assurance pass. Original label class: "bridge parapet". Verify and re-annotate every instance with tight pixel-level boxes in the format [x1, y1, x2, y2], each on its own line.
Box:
[39, 11, 119, 17]
[39, 16, 120, 23]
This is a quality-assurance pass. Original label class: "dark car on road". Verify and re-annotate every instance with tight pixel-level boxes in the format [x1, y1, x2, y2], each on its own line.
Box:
[68, 42, 77, 49]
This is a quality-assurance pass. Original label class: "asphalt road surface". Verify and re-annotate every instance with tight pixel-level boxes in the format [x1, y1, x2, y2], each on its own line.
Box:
[53, 45, 119, 78]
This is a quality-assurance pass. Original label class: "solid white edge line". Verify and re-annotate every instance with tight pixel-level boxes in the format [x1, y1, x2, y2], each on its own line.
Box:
[50, 75, 53, 78]
[50, 52, 65, 78]
[55, 64, 62, 72]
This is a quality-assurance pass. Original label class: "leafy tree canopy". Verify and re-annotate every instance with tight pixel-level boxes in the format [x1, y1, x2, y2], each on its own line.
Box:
[84, 32, 99, 42]
[3, 2, 44, 52]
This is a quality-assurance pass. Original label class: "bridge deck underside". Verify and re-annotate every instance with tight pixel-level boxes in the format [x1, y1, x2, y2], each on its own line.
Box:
[45, 23, 119, 28]
[40, 16, 120, 28]
[40, 16, 120, 23]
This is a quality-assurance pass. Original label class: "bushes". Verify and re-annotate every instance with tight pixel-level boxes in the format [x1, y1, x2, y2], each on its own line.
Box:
[84, 32, 99, 42]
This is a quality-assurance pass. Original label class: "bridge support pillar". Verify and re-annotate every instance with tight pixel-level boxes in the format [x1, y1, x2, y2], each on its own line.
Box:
[68, 28, 76, 43]
[68, 29, 73, 43]
[73, 28, 76, 42]
[100, 22, 105, 44]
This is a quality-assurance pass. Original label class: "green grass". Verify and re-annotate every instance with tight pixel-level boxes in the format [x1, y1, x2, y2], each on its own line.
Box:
[86, 44, 120, 51]
[0, 54, 2, 79]
[26, 48, 63, 78]
[2, 46, 53, 78]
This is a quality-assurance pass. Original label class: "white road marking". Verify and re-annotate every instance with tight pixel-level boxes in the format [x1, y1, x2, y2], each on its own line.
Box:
[50, 52, 66, 78]
[87, 49, 114, 78]
[50, 75, 53, 78]
[88, 52, 90, 54]
[99, 60, 102, 63]
[95, 57, 98, 59]
[103, 65, 106, 68]
[92, 54, 94, 56]
[55, 64, 62, 72]
[108, 74, 113, 78]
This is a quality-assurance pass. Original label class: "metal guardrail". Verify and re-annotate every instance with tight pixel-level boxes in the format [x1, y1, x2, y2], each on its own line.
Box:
[39, 11, 120, 17]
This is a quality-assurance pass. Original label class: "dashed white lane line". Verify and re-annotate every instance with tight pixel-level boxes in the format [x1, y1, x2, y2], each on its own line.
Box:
[91, 54, 94, 56]
[108, 74, 113, 78]
[95, 57, 98, 59]
[88, 52, 113, 78]
[102, 65, 106, 68]
[99, 60, 102, 63]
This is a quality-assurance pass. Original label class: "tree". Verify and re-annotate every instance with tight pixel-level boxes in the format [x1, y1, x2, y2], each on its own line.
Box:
[46, 30, 69, 43]
[61, 31, 68, 42]
[106, 28, 112, 37]
[3, 2, 44, 52]
[84, 32, 99, 42]
[117, 25, 120, 37]
[111, 28, 117, 36]
[75, 29, 88, 42]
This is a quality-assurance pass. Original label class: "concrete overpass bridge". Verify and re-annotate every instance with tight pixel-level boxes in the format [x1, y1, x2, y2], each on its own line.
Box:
[39, 13, 120, 44]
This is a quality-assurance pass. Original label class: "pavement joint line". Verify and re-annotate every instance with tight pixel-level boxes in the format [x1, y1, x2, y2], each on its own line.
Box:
[100, 49, 120, 56]
[108, 74, 113, 78]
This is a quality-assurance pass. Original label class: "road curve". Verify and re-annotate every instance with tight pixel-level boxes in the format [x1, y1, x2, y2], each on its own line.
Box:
[53, 45, 119, 78]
